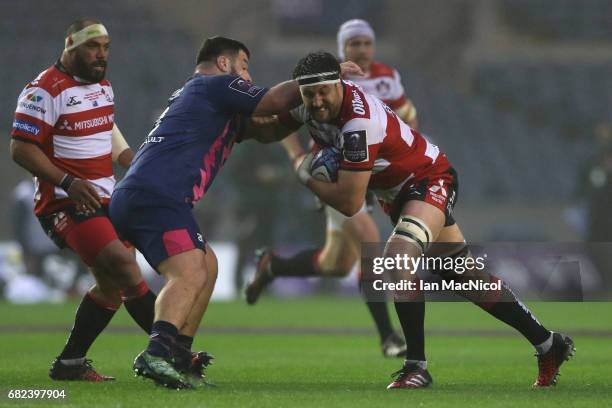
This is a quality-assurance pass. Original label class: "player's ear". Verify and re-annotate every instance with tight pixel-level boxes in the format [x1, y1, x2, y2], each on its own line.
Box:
[216, 55, 229, 73]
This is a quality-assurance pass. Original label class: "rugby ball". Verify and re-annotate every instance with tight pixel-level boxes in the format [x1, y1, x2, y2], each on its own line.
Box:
[310, 146, 341, 182]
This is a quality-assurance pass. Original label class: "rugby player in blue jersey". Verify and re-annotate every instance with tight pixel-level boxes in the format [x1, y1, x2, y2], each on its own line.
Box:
[109, 37, 361, 389]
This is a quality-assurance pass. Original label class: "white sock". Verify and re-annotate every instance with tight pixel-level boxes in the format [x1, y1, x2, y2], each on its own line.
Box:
[405, 359, 427, 370]
[535, 332, 554, 354]
[60, 357, 86, 366]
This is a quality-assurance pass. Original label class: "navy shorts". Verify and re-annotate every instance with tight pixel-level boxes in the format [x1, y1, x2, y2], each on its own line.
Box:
[109, 188, 206, 269]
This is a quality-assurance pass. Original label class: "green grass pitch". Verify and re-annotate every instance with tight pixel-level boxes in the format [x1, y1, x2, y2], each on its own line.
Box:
[0, 298, 610, 407]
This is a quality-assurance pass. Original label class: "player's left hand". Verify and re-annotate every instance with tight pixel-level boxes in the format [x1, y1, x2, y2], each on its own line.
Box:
[339, 61, 364, 77]
[295, 152, 314, 185]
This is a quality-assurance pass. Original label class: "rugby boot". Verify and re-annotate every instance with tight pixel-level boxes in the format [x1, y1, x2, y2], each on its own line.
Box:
[49, 357, 115, 382]
[387, 362, 433, 389]
[133, 351, 192, 389]
[533, 332, 575, 388]
[245, 248, 275, 305]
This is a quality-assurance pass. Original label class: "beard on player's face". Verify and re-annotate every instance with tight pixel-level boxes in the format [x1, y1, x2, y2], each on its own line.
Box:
[228, 55, 252, 82]
[72, 49, 107, 83]
[304, 84, 342, 123]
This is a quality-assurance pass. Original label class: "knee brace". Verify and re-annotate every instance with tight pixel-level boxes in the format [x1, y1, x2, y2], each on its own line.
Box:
[390, 216, 432, 254]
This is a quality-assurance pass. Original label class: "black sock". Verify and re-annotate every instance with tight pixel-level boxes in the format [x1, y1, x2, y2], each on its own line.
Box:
[269, 249, 320, 277]
[173, 335, 194, 371]
[177, 334, 194, 351]
[146, 320, 178, 359]
[59, 293, 118, 360]
[359, 259, 395, 342]
[394, 301, 426, 361]
[124, 290, 156, 334]
[457, 276, 551, 345]
[365, 302, 394, 341]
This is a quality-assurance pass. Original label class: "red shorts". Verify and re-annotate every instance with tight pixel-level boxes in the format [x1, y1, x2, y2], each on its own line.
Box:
[38, 205, 120, 266]
[383, 167, 459, 227]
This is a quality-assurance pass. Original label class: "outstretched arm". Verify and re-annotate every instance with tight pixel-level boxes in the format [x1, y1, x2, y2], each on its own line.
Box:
[243, 115, 296, 144]
[252, 61, 364, 116]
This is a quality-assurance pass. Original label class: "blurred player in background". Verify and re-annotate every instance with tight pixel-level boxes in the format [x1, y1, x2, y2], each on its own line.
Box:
[249, 51, 575, 389]
[246, 19, 418, 357]
[110, 36, 362, 389]
[10, 19, 157, 381]
[338, 19, 418, 127]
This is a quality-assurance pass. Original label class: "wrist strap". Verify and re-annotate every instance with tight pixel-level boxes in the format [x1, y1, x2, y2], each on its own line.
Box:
[59, 174, 75, 193]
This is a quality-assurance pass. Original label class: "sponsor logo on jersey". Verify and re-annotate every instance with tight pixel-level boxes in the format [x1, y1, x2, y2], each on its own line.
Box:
[84, 89, 112, 104]
[19, 101, 46, 114]
[57, 114, 114, 131]
[342, 130, 368, 162]
[228, 77, 264, 97]
[66, 96, 81, 107]
[101, 87, 113, 102]
[25, 93, 43, 102]
[351, 89, 366, 115]
[13, 119, 41, 136]
[58, 120, 73, 130]
[73, 114, 114, 131]
[141, 135, 165, 145]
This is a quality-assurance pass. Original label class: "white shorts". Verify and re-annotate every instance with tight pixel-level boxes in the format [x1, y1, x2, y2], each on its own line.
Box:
[325, 202, 368, 232]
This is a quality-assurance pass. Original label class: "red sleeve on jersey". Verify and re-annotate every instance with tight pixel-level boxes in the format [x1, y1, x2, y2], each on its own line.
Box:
[11, 112, 54, 146]
[386, 94, 407, 110]
[369, 62, 395, 77]
[277, 111, 303, 131]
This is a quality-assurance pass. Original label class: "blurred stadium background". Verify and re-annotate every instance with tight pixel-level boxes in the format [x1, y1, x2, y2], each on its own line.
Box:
[1, 0, 611, 301]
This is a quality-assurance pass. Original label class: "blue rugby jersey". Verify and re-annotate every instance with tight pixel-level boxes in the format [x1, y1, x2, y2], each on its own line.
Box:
[117, 74, 267, 205]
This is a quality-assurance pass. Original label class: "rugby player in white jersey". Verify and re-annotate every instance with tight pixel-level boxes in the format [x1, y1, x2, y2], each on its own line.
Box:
[248, 51, 574, 389]
[246, 20, 417, 358]
[9, 19, 190, 382]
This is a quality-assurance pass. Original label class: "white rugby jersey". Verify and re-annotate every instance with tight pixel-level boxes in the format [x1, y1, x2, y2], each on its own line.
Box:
[279, 80, 451, 208]
[343, 61, 407, 111]
[11, 63, 115, 215]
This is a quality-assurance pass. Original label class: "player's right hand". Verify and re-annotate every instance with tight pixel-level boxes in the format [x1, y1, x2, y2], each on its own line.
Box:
[339, 61, 364, 77]
[67, 179, 102, 213]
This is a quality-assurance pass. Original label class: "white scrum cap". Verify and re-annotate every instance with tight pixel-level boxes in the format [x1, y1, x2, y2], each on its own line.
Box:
[336, 19, 375, 61]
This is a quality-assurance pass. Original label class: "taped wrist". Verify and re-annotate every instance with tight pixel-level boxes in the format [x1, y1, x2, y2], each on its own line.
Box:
[59, 174, 75, 193]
